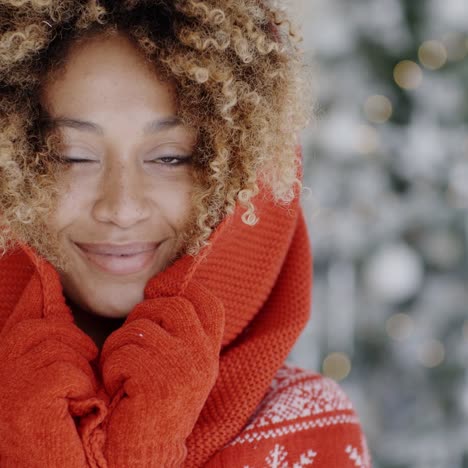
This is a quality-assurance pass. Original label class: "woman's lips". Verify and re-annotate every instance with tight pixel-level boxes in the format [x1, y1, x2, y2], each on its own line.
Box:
[75, 243, 160, 276]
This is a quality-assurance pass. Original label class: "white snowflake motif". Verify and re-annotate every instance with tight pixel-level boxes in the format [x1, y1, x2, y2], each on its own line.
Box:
[345, 444, 364, 467]
[243, 443, 317, 468]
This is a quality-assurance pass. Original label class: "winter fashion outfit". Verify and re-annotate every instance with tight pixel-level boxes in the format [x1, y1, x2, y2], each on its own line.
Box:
[0, 149, 371, 467]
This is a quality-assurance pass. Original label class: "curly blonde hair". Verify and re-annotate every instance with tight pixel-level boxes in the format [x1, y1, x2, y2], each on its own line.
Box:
[0, 0, 312, 272]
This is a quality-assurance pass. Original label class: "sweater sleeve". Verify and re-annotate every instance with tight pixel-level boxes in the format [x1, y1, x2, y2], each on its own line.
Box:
[204, 366, 372, 468]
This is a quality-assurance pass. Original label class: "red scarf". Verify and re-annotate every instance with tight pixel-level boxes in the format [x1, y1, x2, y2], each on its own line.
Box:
[0, 152, 321, 466]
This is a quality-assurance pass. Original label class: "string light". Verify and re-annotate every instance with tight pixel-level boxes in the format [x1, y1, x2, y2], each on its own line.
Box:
[393, 60, 423, 90]
[322, 352, 351, 381]
[418, 40, 447, 70]
[364, 95, 393, 123]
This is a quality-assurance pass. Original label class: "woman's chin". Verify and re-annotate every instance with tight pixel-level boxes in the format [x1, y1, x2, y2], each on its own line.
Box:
[77, 297, 135, 320]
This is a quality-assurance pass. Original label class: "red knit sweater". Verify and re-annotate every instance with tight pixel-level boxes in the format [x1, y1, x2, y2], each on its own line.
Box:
[0, 154, 371, 467]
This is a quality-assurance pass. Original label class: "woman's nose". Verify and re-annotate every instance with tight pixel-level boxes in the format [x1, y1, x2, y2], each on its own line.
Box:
[92, 161, 152, 228]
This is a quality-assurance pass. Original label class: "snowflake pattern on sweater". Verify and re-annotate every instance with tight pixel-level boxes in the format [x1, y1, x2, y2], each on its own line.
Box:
[206, 364, 371, 467]
[243, 444, 317, 468]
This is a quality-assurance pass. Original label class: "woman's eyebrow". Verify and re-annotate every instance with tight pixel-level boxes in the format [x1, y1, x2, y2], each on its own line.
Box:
[43, 116, 183, 135]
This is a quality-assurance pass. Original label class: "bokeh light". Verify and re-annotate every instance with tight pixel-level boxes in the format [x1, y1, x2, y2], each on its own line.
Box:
[322, 352, 352, 381]
[364, 95, 393, 123]
[417, 340, 445, 368]
[386, 313, 415, 341]
[393, 60, 423, 89]
[418, 40, 448, 70]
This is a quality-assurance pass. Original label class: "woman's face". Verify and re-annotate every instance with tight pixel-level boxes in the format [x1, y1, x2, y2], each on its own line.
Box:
[40, 32, 197, 319]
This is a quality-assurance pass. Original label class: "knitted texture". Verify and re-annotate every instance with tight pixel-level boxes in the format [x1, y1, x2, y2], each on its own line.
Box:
[0, 258, 104, 467]
[206, 364, 372, 467]
[0, 148, 371, 467]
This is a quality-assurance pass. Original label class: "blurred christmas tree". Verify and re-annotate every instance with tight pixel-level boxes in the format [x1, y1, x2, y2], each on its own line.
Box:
[286, 0, 468, 467]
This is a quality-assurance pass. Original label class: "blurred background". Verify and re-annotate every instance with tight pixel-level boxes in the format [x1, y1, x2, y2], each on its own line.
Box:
[283, 0, 468, 467]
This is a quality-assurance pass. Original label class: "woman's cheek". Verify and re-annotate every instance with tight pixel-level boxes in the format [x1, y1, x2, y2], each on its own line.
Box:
[51, 182, 89, 230]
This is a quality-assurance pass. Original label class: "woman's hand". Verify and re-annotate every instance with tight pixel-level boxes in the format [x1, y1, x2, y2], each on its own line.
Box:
[100, 278, 225, 468]
[0, 317, 100, 468]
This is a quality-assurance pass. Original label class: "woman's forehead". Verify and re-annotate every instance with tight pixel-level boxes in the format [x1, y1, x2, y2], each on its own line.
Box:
[40, 34, 177, 123]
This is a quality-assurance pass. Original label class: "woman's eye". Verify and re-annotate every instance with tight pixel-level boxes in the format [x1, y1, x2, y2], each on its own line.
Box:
[149, 156, 192, 168]
[59, 157, 96, 164]
[58, 155, 192, 167]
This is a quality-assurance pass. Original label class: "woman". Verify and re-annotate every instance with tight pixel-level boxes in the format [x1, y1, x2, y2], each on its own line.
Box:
[0, 1, 371, 467]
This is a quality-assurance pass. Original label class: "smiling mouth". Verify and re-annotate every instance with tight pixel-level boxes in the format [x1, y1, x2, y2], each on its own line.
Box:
[75, 243, 161, 276]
